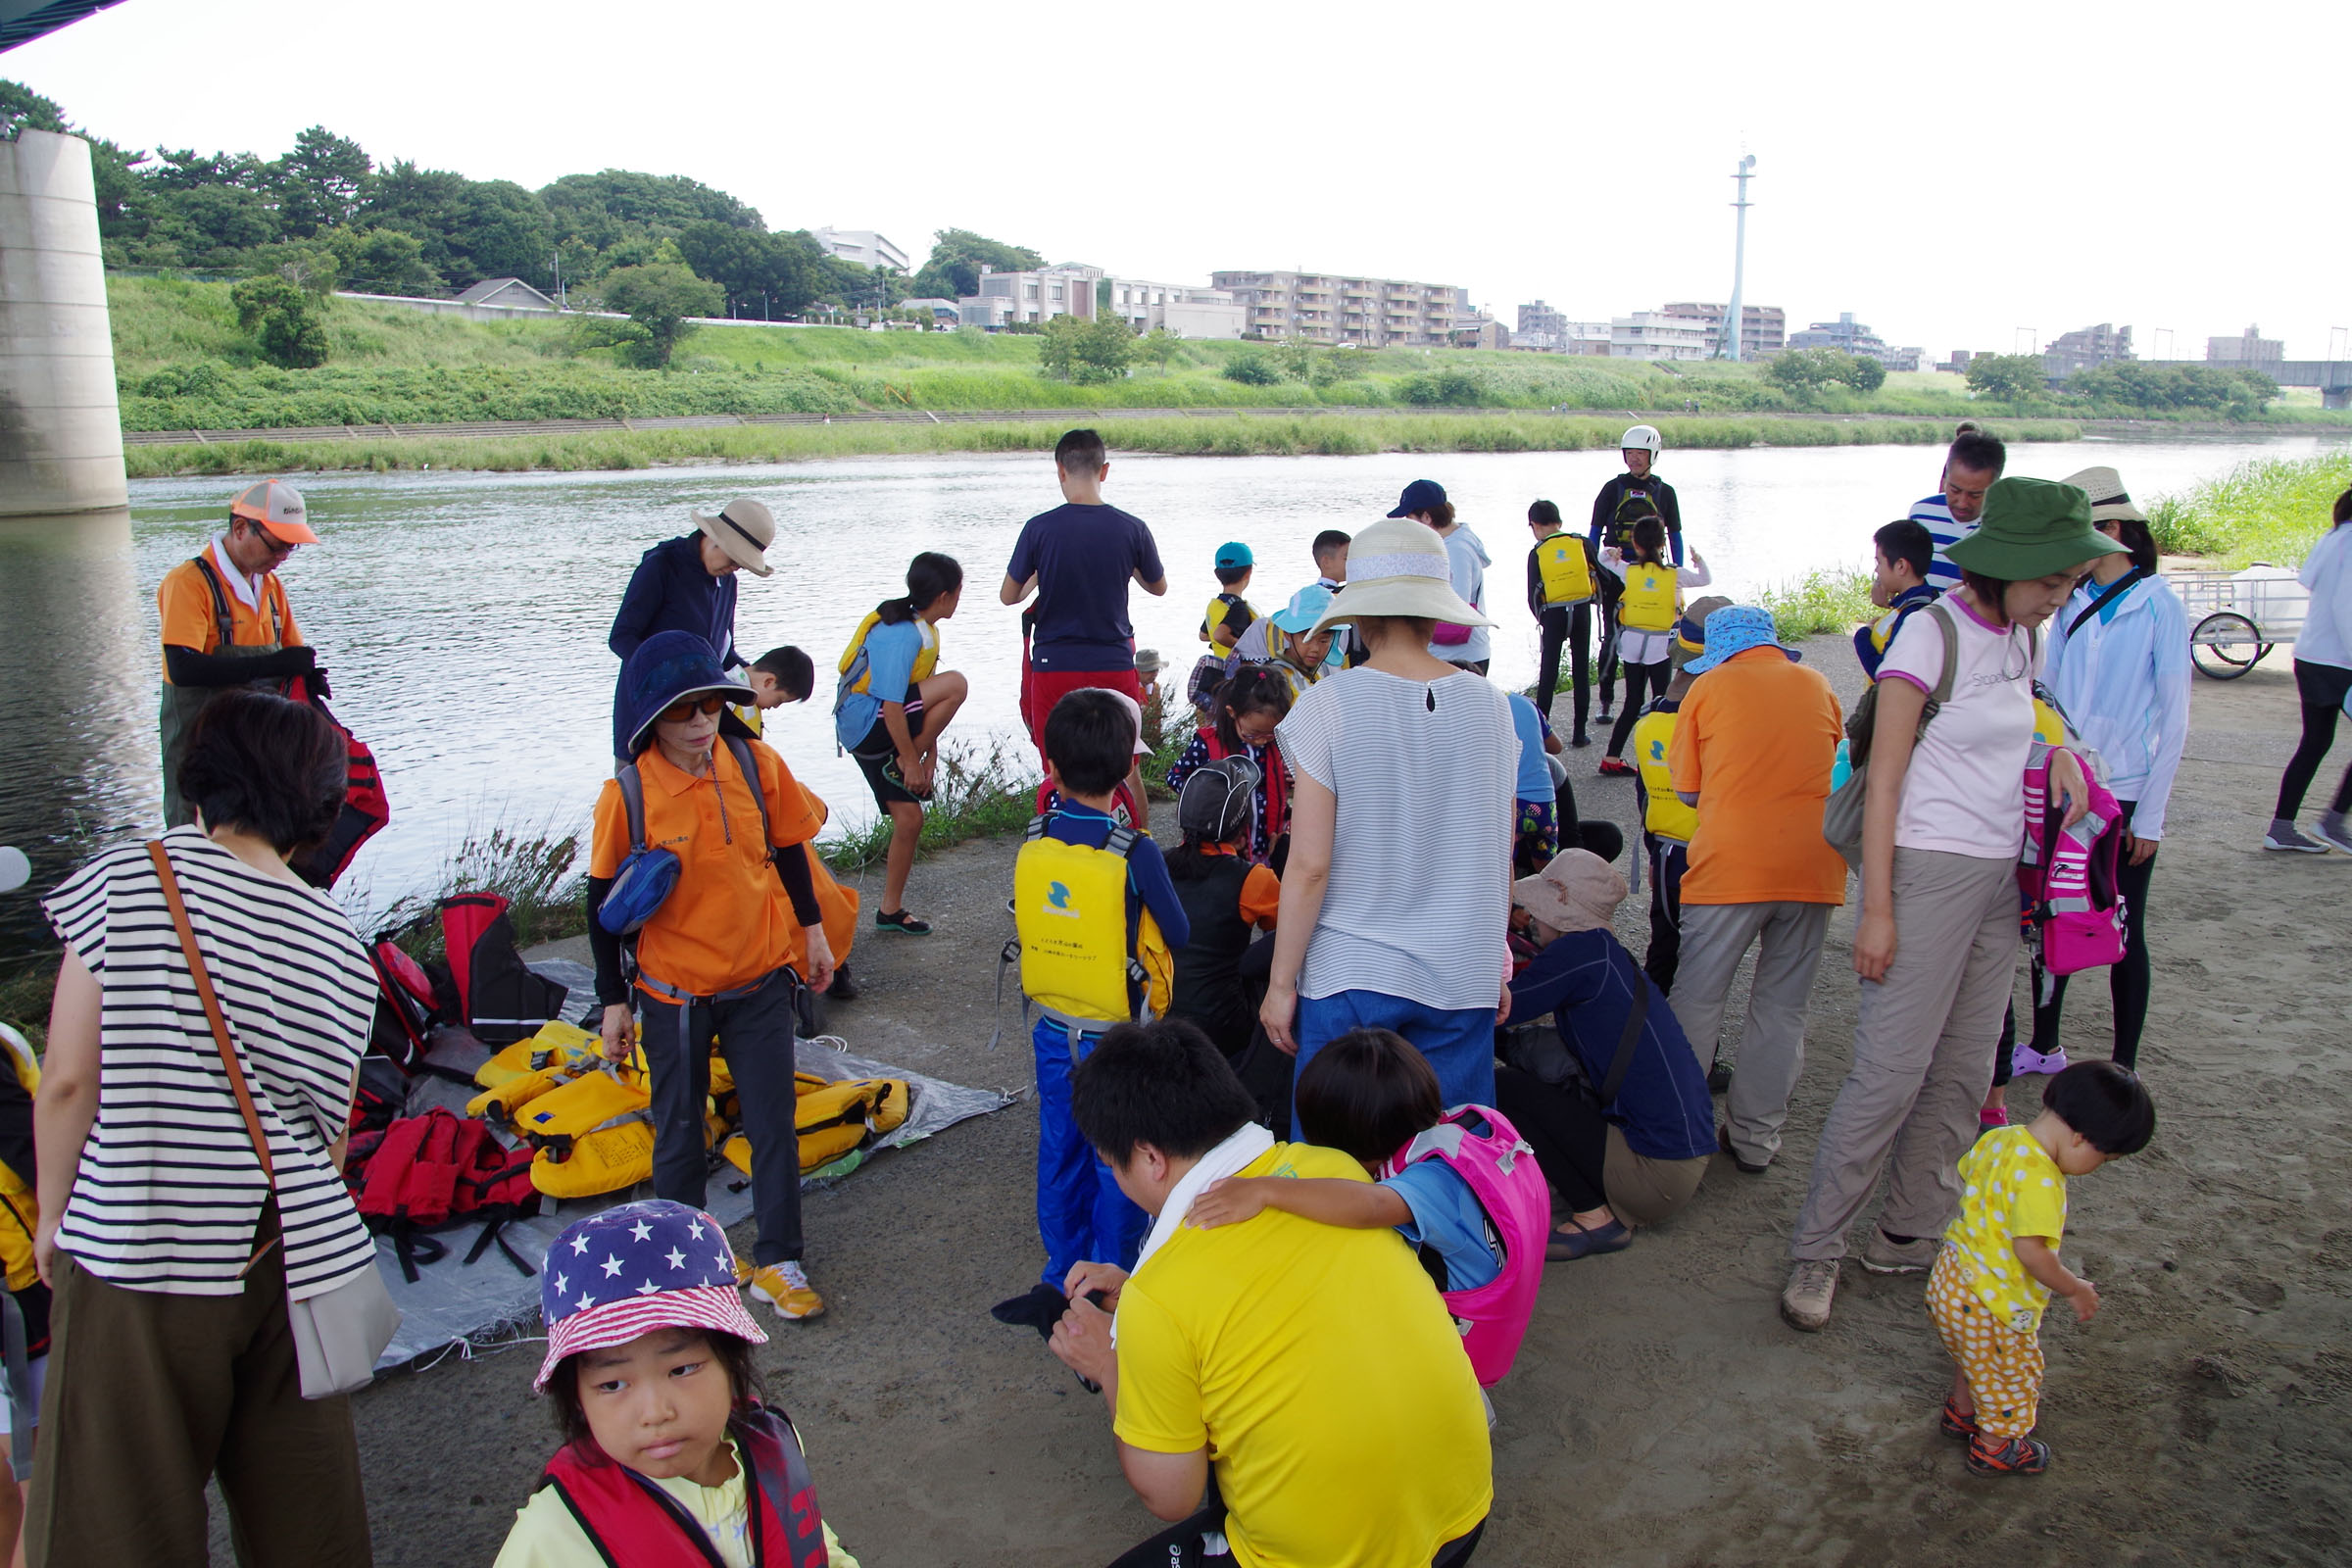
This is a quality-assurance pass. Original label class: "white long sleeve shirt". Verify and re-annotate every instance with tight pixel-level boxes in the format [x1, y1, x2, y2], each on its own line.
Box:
[2043, 573, 2192, 839]
[2294, 523, 2352, 671]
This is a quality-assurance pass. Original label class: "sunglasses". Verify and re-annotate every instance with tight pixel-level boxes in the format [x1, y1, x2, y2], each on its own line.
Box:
[242, 521, 298, 556]
[659, 694, 727, 723]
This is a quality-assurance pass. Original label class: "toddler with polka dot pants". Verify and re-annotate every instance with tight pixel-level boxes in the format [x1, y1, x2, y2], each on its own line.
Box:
[1930, 1061, 2155, 1476]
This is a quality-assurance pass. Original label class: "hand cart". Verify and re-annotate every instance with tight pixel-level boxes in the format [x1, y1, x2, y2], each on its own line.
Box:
[2166, 566, 2309, 680]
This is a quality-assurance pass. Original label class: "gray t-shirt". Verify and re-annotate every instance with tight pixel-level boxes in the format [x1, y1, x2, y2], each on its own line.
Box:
[1277, 667, 1515, 1009]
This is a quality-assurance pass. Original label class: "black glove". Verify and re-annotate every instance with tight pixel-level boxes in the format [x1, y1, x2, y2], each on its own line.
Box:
[308, 663, 333, 701]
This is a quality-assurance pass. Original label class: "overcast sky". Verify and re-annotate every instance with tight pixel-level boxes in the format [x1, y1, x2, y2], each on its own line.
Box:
[12, 0, 2347, 360]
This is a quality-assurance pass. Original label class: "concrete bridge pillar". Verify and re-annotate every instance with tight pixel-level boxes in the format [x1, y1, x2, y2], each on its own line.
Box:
[0, 129, 127, 517]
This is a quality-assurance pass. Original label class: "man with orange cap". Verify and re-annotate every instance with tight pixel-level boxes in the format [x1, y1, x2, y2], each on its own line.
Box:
[154, 478, 324, 824]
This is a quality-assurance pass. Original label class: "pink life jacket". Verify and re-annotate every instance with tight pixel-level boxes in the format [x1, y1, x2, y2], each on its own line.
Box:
[2019, 746, 2129, 984]
[1378, 1104, 1550, 1387]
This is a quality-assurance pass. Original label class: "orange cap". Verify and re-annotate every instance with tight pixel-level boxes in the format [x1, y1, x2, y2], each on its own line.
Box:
[228, 479, 320, 545]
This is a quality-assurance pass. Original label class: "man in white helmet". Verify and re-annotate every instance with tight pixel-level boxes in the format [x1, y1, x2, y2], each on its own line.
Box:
[1588, 426, 1686, 720]
[154, 478, 323, 825]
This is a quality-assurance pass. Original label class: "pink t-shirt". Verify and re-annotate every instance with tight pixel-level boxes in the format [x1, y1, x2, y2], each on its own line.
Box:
[1877, 597, 2040, 859]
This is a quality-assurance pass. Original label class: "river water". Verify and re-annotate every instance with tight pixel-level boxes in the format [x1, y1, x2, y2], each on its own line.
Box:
[3, 432, 2343, 952]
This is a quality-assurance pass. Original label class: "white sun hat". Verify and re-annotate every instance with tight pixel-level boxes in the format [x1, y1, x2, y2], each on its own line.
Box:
[1308, 516, 1489, 635]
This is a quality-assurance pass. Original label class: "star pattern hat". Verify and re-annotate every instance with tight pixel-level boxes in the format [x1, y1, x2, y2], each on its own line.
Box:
[533, 1199, 766, 1392]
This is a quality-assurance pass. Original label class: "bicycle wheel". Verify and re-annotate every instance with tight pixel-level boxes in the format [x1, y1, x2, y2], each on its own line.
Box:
[2190, 611, 2262, 679]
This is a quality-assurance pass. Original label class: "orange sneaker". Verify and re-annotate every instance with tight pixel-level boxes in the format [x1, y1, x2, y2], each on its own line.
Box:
[747, 1261, 825, 1321]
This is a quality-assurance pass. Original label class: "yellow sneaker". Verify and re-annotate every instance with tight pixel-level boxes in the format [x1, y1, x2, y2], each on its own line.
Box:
[747, 1261, 825, 1321]
[733, 1254, 754, 1287]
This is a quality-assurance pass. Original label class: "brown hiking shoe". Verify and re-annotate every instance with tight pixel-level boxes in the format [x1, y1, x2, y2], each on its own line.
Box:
[1781, 1258, 1839, 1332]
[1861, 1226, 1937, 1275]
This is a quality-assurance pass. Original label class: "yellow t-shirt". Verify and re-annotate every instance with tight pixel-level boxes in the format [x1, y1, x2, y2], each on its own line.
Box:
[1943, 1126, 2069, 1333]
[1113, 1143, 1492, 1568]
[493, 1436, 858, 1568]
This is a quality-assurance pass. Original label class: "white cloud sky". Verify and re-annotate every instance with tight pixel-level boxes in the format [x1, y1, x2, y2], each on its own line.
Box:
[12, 0, 2348, 359]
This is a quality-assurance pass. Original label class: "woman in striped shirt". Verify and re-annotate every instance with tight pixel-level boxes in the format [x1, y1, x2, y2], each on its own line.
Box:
[29, 690, 379, 1567]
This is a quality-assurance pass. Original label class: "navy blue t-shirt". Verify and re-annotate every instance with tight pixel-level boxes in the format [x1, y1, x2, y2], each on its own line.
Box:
[1507, 928, 1714, 1161]
[1006, 504, 1165, 671]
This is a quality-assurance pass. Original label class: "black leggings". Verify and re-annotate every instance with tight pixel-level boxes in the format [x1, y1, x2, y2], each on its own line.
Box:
[1606, 660, 1668, 758]
[1494, 1065, 1609, 1213]
[2026, 800, 2157, 1069]
[1536, 604, 1592, 735]
[2273, 661, 2352, 819]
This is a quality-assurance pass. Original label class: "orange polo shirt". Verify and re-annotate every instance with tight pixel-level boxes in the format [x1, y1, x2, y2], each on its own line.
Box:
[156, 553, 304, 682]
[590, 738, 825, 998]
[1667, 646, 1846, 906]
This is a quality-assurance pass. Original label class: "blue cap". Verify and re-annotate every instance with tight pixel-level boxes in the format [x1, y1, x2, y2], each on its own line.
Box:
[1214, 541, 1253, 569]
[1268, 584, 1335, 634]
[1386, 479, 1447, 518]
[1682, 606, 1794, 674]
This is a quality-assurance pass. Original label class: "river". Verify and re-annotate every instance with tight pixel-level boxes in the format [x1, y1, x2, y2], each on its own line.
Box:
[2, 432, 2342, 952]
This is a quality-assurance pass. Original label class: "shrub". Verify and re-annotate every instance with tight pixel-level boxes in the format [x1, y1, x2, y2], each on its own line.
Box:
[1222, 353, 1280, 386]
[1395, 367, 1490, 406]
[230, 274, 328, 368]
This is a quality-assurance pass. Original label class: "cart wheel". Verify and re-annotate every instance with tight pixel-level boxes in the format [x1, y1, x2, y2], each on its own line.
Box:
[2191, 612, 2263, 679]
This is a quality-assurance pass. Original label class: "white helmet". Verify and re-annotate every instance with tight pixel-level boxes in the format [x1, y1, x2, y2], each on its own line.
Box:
[1620, 424, 1662, 455]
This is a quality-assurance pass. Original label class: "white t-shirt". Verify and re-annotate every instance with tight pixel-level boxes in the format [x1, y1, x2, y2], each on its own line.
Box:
[1276, 667, 1515, 1009]
[1877, 598, 2041, 859]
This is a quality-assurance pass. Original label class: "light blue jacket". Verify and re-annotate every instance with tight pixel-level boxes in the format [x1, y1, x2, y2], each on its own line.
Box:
[2043, 573, 2191, 839]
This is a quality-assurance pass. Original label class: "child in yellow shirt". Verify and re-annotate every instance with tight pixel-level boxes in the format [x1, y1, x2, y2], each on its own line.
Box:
[1930, 1062, 2154, 1477]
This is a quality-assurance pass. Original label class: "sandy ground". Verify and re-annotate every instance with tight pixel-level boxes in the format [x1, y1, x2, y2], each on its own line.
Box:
[318, 635, 2348, 1568]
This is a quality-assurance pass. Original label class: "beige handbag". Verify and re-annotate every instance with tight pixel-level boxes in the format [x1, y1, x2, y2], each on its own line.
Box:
[149, 842, 401, 1399]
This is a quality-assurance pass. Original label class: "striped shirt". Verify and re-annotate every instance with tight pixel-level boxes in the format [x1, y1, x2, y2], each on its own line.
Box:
[1277, 668, 1515, 1010]
[1911, 493, 1971, 592]
[41, 828, 377, 1298]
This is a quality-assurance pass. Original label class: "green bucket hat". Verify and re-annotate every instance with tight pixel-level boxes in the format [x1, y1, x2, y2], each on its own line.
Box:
[1945, 477, 2125, 580]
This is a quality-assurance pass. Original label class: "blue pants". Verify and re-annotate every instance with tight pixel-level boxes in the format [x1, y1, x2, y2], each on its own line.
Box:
[1293, 990, 1498, 1138]
[1031, 1016, 1149, 1287]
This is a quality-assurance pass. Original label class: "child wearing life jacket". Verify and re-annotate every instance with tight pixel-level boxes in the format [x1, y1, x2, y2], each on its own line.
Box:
[1855, 519, 1941, 681]
[1598, 516, 1710, 773]
[1190, 1027, 1549, 1388]
[1527, 499, 1599, 747]
[1008, 690, 1193, 1296]
[1200, 541, 1257, 651]
[495, 1200, 858, 1568]
[1163, 664, 1294, 865]
[835, 553, 968, 935]
[1165, 759, 1283, 1056]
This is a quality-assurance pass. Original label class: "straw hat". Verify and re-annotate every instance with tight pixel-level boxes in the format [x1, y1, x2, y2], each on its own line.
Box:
[692, 497, 777, 576]
[2059, 466, 2148, 525]
[1512, 849, 1627, 934]
[1309, 517, 1488, 635]
[1945, 477, 2124, 580]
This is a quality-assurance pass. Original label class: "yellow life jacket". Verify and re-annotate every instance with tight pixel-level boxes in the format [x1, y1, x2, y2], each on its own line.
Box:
[1011, 815, 1173, 1028]
[1621, 562, 1679, 632]
[835, 611, 939, 715]
[511, 1061, 660, 1199]
[1629, 707, 1698, 844]
[721, 1073, 911, 1179]
[1535, 534, 1594, 608]
[472, 1018, 612, 1091]
[0, 1025, 40, 1293]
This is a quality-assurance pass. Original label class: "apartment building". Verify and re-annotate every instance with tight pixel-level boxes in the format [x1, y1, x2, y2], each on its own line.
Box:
[811, 228, 910, 273]
[1209, 270, 1473, 347]
[2208, 325, 2283, 365]
[1658, 301, 1788, 361]
[1787, 312, 1891, 363]
[958, 262, 1102, 327]
[1105, 278, 1246, 339]
[1610, 312, 1711, 361]
[2042, 322, 2133, 379]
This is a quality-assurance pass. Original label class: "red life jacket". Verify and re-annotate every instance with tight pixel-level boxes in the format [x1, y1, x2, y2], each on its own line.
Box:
[1200, 730, 1288, 851]
[355, 1106, 539, 1281]
[1377, 1104, 1550, 1387]
[539, 1405, 830, 1568]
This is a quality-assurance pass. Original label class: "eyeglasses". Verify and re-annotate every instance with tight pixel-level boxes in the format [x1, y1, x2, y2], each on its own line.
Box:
[659, 694, 726, 723]
[241, 521, 297, 557]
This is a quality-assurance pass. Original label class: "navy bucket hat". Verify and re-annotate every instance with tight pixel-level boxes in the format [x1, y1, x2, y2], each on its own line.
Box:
[614, 630, 755, 757]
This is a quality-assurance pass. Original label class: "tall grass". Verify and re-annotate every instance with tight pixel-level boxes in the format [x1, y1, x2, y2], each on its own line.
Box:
[124, 413, 2087, 478]
[348, 814, 590, 959]
[2148, 452, 2352, 566]
[1758, 568, 1878, 642]
[817, 738, 1040, 873]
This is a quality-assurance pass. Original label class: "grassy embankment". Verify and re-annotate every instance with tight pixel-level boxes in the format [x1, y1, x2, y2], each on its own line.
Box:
[2150, 451, 2352, 567]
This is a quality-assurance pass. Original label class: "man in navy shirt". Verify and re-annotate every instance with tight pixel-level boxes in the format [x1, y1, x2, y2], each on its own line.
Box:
[609, 498, 776, 754]
[1002, 429, 1167, 824]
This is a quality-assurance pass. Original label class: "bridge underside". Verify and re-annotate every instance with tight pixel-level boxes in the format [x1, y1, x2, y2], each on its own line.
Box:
[0, 0, 123, 52]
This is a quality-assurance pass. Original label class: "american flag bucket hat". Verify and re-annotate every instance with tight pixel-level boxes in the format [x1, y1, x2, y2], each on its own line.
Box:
[533, 1199, 768, 1392]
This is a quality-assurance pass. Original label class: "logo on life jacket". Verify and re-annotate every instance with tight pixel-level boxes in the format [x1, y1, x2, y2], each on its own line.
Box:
[1044, 882, 1079, 915]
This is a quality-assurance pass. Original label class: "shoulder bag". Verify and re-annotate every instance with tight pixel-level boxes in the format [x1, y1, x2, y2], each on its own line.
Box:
[148, 841, 400, 1399]
[1505, 956, 1650, 1113]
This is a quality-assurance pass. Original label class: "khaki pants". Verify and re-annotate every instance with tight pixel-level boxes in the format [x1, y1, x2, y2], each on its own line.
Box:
[1791, 849, 2018, 1263]
[1601, 1127, 1709, 1227]
[26, 1244, 370, 1568]
[1670, 901, 1836, 1166]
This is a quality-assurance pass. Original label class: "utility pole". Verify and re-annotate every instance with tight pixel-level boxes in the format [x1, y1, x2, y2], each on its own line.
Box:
[2153, 326, 2173, 362]
[1725, 153, 1756, 361]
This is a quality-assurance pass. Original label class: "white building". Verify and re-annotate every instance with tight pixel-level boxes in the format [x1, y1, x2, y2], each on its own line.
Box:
[811, 228, 910, 273]
[1104, 278, 1245, 339]
[958, 263, 1103, 327]
[1610, 312, 1711, 361]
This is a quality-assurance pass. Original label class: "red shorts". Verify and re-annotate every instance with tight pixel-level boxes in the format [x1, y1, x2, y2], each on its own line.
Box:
[1025, 664, 1144, 763]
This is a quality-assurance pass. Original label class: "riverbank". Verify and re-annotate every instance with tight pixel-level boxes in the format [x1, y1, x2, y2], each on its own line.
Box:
[2152, 450, 2352, 566]
[122, 410, 2088, 476]
[323, 638, 2349, 1567]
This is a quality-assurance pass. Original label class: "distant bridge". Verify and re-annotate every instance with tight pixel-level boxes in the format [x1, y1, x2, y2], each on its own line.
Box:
[2139, 360, 2352, 407]
[0, 0, 122, 51]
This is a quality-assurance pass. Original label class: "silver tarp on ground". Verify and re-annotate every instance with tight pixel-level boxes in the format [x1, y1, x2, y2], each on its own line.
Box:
[371, 1031, 1013, 1371]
